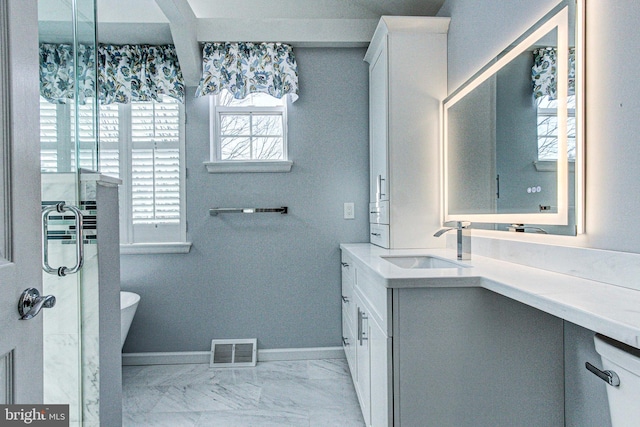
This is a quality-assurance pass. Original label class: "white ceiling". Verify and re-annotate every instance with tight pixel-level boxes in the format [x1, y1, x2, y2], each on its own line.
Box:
[40, 0, 447, 44]
[186, 0, 446, 19]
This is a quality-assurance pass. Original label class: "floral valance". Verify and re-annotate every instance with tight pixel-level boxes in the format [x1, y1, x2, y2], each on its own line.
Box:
[195, 42, 299, 102]
[40, 43, 97, 105]
[39, 43, 185, 104]
[531, 47, 575, 101]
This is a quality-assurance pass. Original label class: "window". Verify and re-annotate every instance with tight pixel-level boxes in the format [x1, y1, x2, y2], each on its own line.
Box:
[536, 95, 576, 162]
[39, 96, 189, 254]
[39, 97, 105, 173]
[205, 90, 292, 173]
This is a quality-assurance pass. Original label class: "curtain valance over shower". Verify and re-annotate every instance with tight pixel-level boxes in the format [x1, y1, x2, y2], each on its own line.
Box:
[195, 42, 299, 102]
[39, 43, 185, 104]
[531, 47, 576, 101]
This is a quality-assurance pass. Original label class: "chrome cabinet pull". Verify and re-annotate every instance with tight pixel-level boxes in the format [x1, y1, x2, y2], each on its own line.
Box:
[342, 295, 349, 303]
[585, 362, 620, 387]
[341, 262, 350, 267]
[357, 308, 368, 346]
[371, 232, 381, 237]
[342, 337, 350, 346]
[376, 175, 386, 200]
[42, 203, 84, 277]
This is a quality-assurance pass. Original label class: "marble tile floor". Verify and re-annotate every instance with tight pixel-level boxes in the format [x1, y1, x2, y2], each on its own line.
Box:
[122, 358, 366, 427]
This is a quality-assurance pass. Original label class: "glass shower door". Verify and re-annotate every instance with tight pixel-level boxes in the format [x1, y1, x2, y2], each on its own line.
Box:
[38, 0, 99, 425]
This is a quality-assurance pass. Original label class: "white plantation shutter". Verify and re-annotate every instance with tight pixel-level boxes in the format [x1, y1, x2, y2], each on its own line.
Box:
[128, 99, 184, 243]
[39, 95, 186, 248]
[97, 103, 120, 178]
[39, 98, 58, 172]
[74, 99, 99, 171]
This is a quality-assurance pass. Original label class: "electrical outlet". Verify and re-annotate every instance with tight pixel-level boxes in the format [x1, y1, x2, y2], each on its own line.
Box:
[344, 202, 355, 219]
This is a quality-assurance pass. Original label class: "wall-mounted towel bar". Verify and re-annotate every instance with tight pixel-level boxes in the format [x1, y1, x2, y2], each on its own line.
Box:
[209, 207, 288, 216]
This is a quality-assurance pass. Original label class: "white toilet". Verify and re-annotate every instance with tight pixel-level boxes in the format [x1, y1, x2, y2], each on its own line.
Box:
[594, 334, 640, 427]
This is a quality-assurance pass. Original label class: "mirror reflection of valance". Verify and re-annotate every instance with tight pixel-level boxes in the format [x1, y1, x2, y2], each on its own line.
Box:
[531, 47, 575, 101]
[39, 43, 185, 104]
[195, 42, 299, 102]
[40, 43, 97, 104]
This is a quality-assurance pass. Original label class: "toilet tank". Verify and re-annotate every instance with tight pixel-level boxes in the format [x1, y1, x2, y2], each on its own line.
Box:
[594, 334, 640, 427]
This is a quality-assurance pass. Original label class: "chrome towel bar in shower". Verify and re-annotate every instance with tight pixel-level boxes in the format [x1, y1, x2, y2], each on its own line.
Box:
[209, 207, 288, 216]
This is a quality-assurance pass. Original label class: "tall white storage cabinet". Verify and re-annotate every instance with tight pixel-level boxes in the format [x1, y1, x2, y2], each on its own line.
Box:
[365, 16, 450, 249]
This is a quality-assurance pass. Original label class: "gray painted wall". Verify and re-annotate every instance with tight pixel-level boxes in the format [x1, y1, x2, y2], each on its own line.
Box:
[121, 47, 370, 352]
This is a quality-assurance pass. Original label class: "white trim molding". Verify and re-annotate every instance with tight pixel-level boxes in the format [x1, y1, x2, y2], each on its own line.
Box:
[122, 347, 344, 366]
[120, 242, 192, 255]
[204, 160, 293, 173]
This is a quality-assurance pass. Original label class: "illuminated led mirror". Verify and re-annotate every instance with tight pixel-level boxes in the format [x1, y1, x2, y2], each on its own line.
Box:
[443, 1, 583, 235]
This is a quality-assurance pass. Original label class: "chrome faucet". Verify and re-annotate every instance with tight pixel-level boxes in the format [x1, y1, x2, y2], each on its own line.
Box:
[434, 221, 471, 260]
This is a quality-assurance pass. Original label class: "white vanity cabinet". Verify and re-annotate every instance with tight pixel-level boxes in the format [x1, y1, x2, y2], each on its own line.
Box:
[341, 245, 565, 426]
[342, 252, 392, 427]
[365, 16, 449, 249]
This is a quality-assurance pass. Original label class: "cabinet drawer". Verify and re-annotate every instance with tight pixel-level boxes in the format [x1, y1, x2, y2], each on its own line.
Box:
[342, 284, 356, 324]
[355, 266, 390, 335]
[341, 252, 355, 285]
[370, 223, 390, 248]
[342, 307, 356, 374]
[369, 201, 389, 224]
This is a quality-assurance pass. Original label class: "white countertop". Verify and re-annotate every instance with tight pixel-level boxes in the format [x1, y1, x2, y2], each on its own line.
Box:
[340, 243, 640, 349]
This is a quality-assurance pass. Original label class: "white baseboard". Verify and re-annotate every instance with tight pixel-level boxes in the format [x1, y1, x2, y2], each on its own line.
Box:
[258, 347, 345, 362]
[122, 346, 345, 366]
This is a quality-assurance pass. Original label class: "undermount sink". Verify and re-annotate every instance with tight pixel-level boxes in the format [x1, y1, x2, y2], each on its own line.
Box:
[381, 255, 471, 269]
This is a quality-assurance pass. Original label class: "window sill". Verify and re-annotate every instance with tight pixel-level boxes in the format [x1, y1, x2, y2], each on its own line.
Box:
[533, 160, 576, 172]
[120, 242, 192, 255]
[204, 160, 293, 173]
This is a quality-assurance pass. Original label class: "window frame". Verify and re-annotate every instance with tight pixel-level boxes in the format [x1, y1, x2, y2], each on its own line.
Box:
[115, 99, 190, 254]
[205, 94, 293, 173]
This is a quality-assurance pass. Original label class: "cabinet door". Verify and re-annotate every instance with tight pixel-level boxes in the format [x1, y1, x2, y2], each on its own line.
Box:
[369, 317, 391, 427]
[369, 41, 389, 204]
[355, 303, 371, 426]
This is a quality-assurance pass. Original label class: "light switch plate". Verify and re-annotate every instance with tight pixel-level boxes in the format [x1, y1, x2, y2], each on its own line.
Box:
[344, 202, 355, 219]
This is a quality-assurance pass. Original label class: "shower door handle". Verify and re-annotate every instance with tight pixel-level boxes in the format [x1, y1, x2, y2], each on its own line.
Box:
[42, 202, 84, 277]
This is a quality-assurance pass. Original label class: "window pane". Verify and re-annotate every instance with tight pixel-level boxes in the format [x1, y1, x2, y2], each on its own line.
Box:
[537, 115, 558, 138]
[253, 137, 284, 160]
[567, 137, 576, 160]
[221, 137, 251, 160]
[220, 114, 250, 136]
[218, 90, 251, 107]
[253, 115, 283, 136]
[250, 93, 283, 107]
[219, 90, 284, 107]
[538, 137, 559, 160]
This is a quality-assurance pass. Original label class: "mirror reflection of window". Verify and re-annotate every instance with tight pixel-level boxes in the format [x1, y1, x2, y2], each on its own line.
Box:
[532, 46, 576, 161]
[536, 94, 576, 161]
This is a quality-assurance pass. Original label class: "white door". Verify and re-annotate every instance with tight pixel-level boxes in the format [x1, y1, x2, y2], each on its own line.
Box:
[0, 0, 45, 404]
